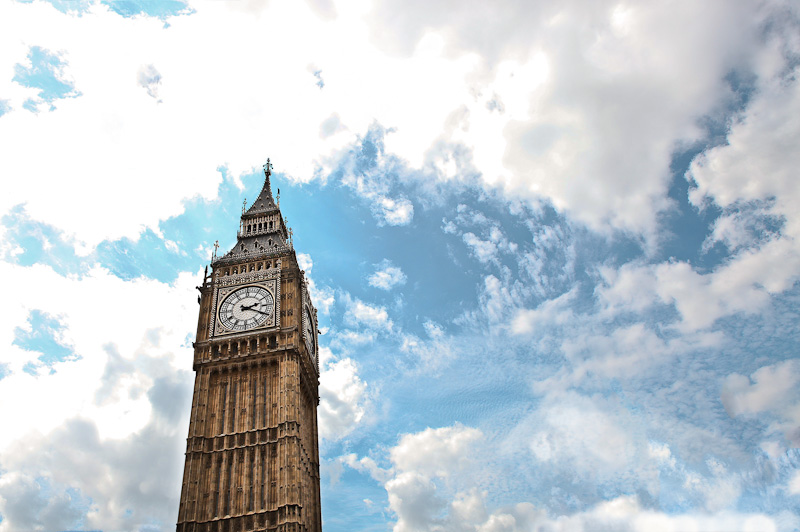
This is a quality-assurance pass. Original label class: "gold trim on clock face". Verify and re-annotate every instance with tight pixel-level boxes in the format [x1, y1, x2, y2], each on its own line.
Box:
[218, 285, 274, 332]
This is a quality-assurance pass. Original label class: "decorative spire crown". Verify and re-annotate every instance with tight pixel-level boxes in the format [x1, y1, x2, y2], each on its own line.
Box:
[243, 158, 278, 216]
[212, 158, 292, 266]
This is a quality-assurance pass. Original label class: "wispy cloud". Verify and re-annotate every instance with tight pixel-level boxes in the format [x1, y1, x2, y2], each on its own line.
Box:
[368, 259, 407, 290]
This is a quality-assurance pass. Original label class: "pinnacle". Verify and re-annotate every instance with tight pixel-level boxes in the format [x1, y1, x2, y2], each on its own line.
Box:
[244, 159, 278, 217]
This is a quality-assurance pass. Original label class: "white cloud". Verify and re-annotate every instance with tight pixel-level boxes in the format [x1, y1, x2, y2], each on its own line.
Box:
[340, 453, 391, 484]
[511, 289, 575, 335]
[400, 321, 456, 371]
[447, 207, 518, 266]
[296, 252, 314, 272]
[541, 323, 723, 394]
[366, 1, 769, 240]
[596, 248, 799, 332]
[391, 424, 482, 478]
[686, 458, 743, 513]
[0, 261, 198, 530]
[526, 393, 640, 479]
[164, 238, 183, 255]
[681, 39, 800, 329]
[318, 356, 368, 440]
[385, 424, 484, 532]
[657, 245, 799, 332]
[596, 262, 659, 315]
[0, 0, 442, 249]
[647, 441, 676, 470]
[689, 64, 800, 226]
[343, 295, 393, 331]
[386, 472, 444, 532]
[0, 0, 777, 253]
[330, 329, 376, 348]
[789, 470, 800, 495]
[563, 496, 778, 532]
[368, 259, 407, 290]
[377, 196, 414, 226]
[462, 232, 498, 263]
[351, 422, 783, 532]
[0, 472, 86, 532]
[722, 360, 800, 417]
[136, 63, 162, 101]
[0, 262, 197, 446]
[721, 359, 800, 445]
[297, 252, 335, 314]
[471, 274, 522, 326]
[331, 124, 420, 226]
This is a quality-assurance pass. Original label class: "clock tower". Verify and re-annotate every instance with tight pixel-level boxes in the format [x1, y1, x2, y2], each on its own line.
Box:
[177, 160, 322, 532]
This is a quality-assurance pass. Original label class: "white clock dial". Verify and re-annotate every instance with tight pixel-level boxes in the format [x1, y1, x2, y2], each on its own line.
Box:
[219, 285, 274, 332]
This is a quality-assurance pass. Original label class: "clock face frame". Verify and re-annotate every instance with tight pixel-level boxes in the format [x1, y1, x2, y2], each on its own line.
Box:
[303, 304, 317, 362]
[213, 280, 278, 336]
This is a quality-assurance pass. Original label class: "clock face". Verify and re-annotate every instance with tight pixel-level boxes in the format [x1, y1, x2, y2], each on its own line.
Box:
[218, 285, 274, 332]
[304, 306, 316, 359]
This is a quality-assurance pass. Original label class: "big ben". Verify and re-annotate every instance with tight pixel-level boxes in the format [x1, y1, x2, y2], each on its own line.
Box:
[177, 160, 322, 532]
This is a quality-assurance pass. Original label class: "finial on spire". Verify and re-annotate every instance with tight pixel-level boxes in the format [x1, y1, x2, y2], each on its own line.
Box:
[263, 157, 273, 177]
[277, 187, 280, 207]
[242, 198, 247, 215]
[212, 240, 219, 261]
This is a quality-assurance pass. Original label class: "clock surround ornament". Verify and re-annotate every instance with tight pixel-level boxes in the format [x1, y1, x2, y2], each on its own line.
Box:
[211, 277, 279, 337]
[217, 285, 275, 332]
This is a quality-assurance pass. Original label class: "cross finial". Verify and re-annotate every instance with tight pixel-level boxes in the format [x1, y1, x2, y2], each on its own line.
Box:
[212, 240, 219, 260]
[263, 157, 273, 176]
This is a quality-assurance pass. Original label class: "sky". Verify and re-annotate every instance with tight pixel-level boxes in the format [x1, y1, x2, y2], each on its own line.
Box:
[0, 0, 799, 530]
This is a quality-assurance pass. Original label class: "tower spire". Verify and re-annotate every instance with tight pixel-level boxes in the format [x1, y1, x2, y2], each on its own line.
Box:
[214, 157, 290, 265]
[244, 157, 277, 215]
[262, 157, 273, 201]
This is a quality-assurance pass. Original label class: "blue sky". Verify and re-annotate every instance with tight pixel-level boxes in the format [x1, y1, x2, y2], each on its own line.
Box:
[1, 0, 800, 531]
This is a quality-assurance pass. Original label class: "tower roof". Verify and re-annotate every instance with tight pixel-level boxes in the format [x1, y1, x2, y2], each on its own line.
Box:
[212, 158, 292, 266]
[244, 159, 278, 216]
